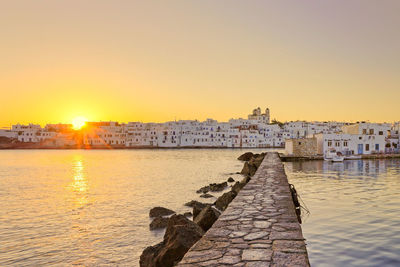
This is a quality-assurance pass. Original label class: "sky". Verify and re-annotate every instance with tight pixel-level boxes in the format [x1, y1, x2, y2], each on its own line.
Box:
[1, 0, 399, 127]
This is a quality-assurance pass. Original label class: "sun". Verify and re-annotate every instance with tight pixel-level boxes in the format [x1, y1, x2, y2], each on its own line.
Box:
[72, 116, 87, 130]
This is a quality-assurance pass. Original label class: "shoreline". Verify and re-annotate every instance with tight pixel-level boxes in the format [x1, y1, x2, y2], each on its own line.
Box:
[280, 153, 400, 161]
[0, 145, 284, 150]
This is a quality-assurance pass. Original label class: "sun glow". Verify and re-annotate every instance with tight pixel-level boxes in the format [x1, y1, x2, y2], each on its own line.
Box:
[72, 117, 87, 130]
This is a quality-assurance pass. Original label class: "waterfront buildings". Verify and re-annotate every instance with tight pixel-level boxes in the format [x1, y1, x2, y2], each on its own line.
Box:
[1, 109, 399, 152]
[285, 122, 400, 157]
[314, 132, 386, 156]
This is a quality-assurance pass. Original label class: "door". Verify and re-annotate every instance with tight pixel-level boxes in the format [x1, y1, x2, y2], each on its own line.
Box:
[358, 144, 363, 154]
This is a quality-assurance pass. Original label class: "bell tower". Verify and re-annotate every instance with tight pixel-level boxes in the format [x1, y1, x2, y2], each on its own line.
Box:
[265, 108, 270, 124]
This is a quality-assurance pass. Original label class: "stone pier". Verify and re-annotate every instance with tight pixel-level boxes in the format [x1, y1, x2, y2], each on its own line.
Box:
[178, 152, 310, 266]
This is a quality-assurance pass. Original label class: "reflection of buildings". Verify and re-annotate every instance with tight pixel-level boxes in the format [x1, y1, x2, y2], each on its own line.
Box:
[285, 158, 399, 179]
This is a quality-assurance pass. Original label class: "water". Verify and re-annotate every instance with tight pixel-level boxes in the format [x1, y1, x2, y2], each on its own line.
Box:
[0, 150, 399, 266]
[0, 149, 267, 266]
[285, 159, 400, 267]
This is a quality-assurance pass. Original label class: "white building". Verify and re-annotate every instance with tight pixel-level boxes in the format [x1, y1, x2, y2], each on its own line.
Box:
[315, 133, 386, 156]
[83, 122, 126, 146]
[8, 109, 399, 151]
[0, 129, 17, 139]
[342, 122, 391, 137]
[12, 123, 47, 143]
[387, 122, 400, 153]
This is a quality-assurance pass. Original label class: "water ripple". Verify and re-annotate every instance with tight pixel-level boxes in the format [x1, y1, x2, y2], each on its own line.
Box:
[285, 159, 400, 267]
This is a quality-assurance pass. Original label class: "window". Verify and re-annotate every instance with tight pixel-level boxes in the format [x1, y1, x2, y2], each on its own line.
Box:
[375, 144, 379, 151]
[328, 141, 332, 147]
[366, 144, 370, 151]
[335, 141, 340, 147]
[379, 131, 383, 135]
[362, 129, 367, 134]
[369, 129, 374, 135]
[344, 141, 348, 147]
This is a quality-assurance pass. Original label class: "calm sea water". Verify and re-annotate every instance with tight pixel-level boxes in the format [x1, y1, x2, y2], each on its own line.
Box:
[0, 150, 399, 266]
[0, 149, 267, 266]
[285, 159, 400, 267]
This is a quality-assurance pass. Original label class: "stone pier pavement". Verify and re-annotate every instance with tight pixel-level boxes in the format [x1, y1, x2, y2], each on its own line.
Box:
[178, 152, 310, 267]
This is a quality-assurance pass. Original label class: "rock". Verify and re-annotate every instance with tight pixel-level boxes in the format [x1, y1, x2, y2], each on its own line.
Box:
[241, 176, 251, 184]
[227, 177, 235, 183]
[231, 181, 243, 194]
[241, 161, 257, 176]
[249, 154, 264, 169]
[200, 193, 214, 198]
[194, 206, 221, 231]
[231, 181, 241, 194]
[196, 185, 210, 194]
[209, 182, 228, 192]
[150, 216, 169, 230]
[157, 215, 205, 266]
[183, 212, 192, 217]
[215, 191, 237, 211]
[238, 152, 254, 161]
[193, 203, 209, 220]
[184, 201, 209, 220]
[197, 182, 227, 193]
[184, 200, 205, 208]
[139, 242, 164, 267]
[232, 176, 251, 194]
[240, 153, 266, 176]
[149, 207, 175, 218]
[140, 215, 204, 267]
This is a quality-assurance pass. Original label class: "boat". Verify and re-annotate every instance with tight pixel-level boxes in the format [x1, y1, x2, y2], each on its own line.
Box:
[324, 149, 345, 162]
[344, 155, 362, 160]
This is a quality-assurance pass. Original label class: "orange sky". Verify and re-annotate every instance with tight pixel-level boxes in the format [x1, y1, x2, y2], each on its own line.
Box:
[1, 1, 399, 127]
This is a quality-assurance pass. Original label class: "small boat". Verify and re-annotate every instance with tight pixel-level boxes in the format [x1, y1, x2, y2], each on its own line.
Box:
[344, 155, 362, 160]
[324, 149, 345, 162]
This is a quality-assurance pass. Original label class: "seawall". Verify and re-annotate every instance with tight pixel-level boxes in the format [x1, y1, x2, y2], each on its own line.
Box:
[281, 153, 400, 162]
[178, 152, 310, 266]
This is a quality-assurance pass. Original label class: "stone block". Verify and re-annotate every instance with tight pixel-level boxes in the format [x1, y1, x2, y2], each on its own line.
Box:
[242, 249, 272, 261]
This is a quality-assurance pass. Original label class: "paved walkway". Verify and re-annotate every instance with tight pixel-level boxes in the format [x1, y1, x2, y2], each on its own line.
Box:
[178, 152, 310, 267]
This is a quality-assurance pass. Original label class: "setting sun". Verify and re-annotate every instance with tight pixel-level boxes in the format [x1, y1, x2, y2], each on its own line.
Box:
[72, 117, 87, 130]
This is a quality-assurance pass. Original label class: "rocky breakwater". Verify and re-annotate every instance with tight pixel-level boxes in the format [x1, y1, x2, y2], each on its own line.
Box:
[140, 152, 266, 267]
[140, 215, 205, 267]
[177, 152, 310, 266]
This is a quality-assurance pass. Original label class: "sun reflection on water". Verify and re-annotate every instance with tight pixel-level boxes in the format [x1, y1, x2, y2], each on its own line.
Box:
[69, 157, 89, 208]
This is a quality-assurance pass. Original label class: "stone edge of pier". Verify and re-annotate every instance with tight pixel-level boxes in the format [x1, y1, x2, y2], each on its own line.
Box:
[177, 152, 310, 267]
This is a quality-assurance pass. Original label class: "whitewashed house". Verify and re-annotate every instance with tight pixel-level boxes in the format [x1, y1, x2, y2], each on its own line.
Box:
[12, 123, 57, 143]
[315, 133, 386, 156]
[0, 129, 17, 139]
[342, 122, 392, 137]
[386, 122, 400, 153]
[83, 122, 126, 146]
